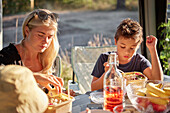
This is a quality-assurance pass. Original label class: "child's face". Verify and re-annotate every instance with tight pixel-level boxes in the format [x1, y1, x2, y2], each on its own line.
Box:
[115, 36, 140, 64]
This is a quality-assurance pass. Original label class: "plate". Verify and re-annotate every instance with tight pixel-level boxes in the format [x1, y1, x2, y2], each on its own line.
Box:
[90, 92, 104, 104]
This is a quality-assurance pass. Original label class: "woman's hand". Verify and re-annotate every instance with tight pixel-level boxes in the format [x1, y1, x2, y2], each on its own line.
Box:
[146, 35, 157, 50]
[34, 73, 64, 93]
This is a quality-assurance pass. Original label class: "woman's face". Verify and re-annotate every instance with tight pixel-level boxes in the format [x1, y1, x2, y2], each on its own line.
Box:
[25, 26, 55, 53]
[115, 36, 140, 64]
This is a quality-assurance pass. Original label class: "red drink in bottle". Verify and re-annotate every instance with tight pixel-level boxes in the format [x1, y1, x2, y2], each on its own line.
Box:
[103, 53, 124, 112]
[104, 86, 123, 112]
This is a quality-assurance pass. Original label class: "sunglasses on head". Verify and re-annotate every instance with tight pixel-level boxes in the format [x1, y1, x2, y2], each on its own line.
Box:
[27, 10, 59, 25]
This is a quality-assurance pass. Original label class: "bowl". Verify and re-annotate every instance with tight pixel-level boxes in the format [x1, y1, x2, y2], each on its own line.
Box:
[126, 80, 170, 113]
[45, 93, 74, 113]
[122, 71, 148, 86]
[90, 92, 104, 104]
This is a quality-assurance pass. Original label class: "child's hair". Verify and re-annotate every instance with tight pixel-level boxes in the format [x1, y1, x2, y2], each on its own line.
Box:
[114, 18, 143, 43]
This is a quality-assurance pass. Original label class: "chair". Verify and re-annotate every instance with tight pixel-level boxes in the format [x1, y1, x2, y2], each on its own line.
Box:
[53, 55, 62, 77]
[164, 74, 170, 81]
[70, 46, 117, 94]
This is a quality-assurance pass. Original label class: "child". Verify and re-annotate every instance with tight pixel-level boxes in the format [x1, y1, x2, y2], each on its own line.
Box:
[91, 18, 164, 91]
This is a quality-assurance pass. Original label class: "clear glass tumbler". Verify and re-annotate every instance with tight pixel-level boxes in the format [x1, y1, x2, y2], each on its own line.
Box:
[113, 104, 144, 113]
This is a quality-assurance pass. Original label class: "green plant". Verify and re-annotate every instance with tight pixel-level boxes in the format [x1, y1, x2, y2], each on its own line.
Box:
[158, 20, 170, 75]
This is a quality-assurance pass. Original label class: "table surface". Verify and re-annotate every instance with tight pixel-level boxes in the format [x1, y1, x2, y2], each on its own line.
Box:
[72, 89, 131, 113]
[72, 75, 170, 113]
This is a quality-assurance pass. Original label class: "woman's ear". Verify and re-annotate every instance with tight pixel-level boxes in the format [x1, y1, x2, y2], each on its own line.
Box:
[24, 26, 30, 38]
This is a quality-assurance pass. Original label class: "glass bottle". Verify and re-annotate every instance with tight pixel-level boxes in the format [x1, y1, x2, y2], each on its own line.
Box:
[103, 52, 124, 112]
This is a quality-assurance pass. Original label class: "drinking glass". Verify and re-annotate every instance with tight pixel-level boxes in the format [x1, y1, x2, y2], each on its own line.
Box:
[113, 104, 144, 113]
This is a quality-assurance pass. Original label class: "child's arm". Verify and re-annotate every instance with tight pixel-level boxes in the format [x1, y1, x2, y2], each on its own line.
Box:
[143, 35, 164, 80]
[91, 62, 109, 91]
[91, 74, 105, 91]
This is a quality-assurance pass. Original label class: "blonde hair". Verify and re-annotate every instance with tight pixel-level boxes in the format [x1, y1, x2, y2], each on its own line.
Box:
[22, 9, 59, 74]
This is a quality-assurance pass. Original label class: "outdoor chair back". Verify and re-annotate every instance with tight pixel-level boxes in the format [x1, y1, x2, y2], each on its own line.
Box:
[71, 46, 117, 94]
[53, 55, 62, 77]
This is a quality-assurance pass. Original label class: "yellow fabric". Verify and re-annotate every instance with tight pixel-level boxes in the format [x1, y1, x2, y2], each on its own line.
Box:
[0, 65, 48, 113]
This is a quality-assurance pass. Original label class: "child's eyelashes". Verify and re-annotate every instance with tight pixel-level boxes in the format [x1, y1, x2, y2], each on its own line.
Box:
[120, 46, 135, 50]
[120, 46, 125, 49]
[38, 34, 44, 37]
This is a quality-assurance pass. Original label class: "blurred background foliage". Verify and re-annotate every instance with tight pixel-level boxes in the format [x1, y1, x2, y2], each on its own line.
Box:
[3, 0, 30, 15]
[3, 0, 138, 15]
[159, 20, 170, 75]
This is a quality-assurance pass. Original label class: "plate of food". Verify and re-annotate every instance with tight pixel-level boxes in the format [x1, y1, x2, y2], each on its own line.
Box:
[126, 80, 170, 113]
[122, 72, 148, 86]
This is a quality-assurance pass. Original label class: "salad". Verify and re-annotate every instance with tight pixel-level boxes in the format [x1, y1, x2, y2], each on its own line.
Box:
[123, 72, 148, 85]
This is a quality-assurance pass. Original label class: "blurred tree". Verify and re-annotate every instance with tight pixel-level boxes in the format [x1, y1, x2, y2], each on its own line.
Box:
[116, 0, 126, 10]
[3, 0, 30, 15]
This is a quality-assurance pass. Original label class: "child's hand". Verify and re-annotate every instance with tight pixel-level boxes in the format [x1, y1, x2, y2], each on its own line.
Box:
[146, 35, 157, 50]
[103, 62, 109, 72]
[104, 62, 116, 73]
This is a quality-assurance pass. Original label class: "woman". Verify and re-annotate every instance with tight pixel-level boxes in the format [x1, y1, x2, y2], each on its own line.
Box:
[0, 9, 63, 93]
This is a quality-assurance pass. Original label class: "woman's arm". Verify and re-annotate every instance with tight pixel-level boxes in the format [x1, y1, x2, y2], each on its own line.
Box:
[34, 73, 64, 93]
[144, 35, 164, 80]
